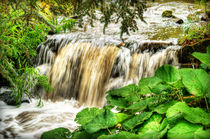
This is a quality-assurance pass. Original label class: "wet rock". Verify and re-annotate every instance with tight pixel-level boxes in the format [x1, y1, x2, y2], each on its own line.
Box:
[48, 30, 57, 35]
[0, 89, 30, 106]
[175, 18, 184, 24]
[162, 10, 175, 18]
[200, 13, 208, 21]
[187, 13, 200, 22]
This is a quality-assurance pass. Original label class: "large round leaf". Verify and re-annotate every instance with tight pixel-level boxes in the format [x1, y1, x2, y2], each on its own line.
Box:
[122, 112, 153, 130]
[83, 109, 118, 133]
[179, 68, 210, 97]
[166, 102, 210, 126]
[75, 107, 103, 126]
[167, 120, 210, 139]
[41, 127, 71, 139]
[155, 65, 181, 84]
[192, 51, 210, 67]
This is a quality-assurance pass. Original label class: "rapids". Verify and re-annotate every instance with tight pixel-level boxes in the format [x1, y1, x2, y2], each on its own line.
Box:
[0, 1, 204, 138]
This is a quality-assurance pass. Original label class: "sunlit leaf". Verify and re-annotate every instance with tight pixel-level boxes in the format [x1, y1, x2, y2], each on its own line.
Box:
[75, 107, 103, 126]
[179, 68, 210, 96]
[123, 112, 153, 130]
[167, 120, 210, 139]
[166, 102, 210, 126]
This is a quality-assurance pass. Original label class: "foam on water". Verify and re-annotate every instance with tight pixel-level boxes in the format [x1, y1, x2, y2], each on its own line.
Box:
[0, 1, 204, 138]
[0, 98, 84, 139]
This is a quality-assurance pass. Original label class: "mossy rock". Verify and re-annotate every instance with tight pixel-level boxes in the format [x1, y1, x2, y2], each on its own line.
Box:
[162, 10, 174, 18]
[41, 127, 71, 139]
[187, 13, 200, 22]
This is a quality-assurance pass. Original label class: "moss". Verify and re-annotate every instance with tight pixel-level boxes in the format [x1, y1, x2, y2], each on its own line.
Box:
[162, 10, 174, 18]
[187, 14, 200, 22]
[41, 127, 71, 139]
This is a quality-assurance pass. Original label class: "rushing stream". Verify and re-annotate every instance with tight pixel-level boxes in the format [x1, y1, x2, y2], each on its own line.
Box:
[0, 1, 205, 138]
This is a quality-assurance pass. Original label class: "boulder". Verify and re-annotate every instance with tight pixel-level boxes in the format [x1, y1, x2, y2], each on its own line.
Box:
[187, 13, 200, 22]
[162, 10, 175, 18]
[174, 18, 184, 24]
[200, 13, 208, 21]
[0, 89, 30, 106]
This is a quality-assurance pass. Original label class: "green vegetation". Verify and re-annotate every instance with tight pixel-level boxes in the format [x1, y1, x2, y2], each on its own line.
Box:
[192, 46, 210, 67]
[69, 64, 210, 139]
[1, 0, 210, 138]
[0, 0, 147, 104]
[0, 0, 77, 105]
[181, 24, 210, 46]
[75, 0, 146, 38]
[41, 127, 71, 139]
[41, 63, 210, 138]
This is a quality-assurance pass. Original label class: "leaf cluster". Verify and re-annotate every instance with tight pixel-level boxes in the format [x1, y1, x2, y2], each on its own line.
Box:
[74, 0, 146, 38]
[69, 64, 210, 139]
[0, 0, 55, 105]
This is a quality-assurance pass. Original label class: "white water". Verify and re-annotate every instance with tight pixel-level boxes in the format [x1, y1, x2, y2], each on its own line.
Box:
[0, 98, 84, 139]
[0, 1, 204, 138]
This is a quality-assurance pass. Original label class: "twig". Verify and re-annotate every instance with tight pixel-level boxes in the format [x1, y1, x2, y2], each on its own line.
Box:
[204, 96, 209, 110]
[107, 128, 112, 135]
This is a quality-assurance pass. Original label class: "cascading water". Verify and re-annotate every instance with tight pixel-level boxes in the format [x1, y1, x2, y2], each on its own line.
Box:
[37, 34, 179, 106]
[0, 1, 204, 138]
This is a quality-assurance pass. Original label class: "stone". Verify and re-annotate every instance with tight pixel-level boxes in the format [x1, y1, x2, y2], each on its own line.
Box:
[187, 13, 200, 22]
[175, 18, 184, 24]
[162, 10, 174, 18]
[200, 13, 208, 21]
[0, 89, 30, 106]
[48, 30, 56, 35]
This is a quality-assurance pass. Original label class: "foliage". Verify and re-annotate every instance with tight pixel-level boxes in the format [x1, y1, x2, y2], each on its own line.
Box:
[52, 17, 76, 33]
[65, 65, 210, 139]
[167, 120, 210, 139]
[41, 127, 71, 139]
[181, 24, 210, 46]
[192, 46, 210, 67]
[74, 0, 146, 38]
[0, 0, 57, 105]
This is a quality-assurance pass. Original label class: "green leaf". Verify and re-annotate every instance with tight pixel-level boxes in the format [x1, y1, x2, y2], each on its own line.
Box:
[72, 131, 92, 139]
[138, 76, 163, 94]
[75, 107, 103, 126]
[154, 101, 178, 114]
[116, 113, 131, 123]
[207, 46, 210, 54]
[83, 109, 117, 133]
[137, 114, 168, 139]
[138, 128, 168, 139]
[167, 120, 210, 139]
[125, 99, 147, 112]
[123, 112, 153, 130]
[40, 127, 71, 139]
[192, 52, 210, 66]
[138, 114, 163, 133]
[106, 95, 128, 109]
[107, 84, 139, 102]
[150, 83, 172, 94]
[179, 68, 210, 96]
[166, 102, 210, 126]
[167, 113, 183, 129]
[155, 65, 181, 84]
[98, 131, 139, 139]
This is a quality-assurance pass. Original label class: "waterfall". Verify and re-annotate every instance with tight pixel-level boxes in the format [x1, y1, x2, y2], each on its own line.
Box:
[36, 33, 179, 106]
[1, 1, 202, 138]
